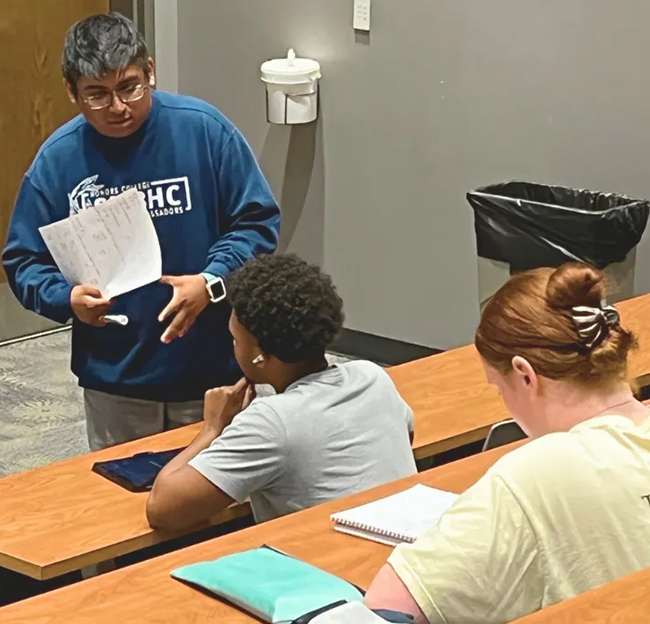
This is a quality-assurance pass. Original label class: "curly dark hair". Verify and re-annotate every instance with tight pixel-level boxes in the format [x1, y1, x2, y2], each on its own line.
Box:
[227, 254, 345, 363]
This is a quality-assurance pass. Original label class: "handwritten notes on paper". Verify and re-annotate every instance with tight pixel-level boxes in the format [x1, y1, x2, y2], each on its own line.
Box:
[39, 189, 162, 299]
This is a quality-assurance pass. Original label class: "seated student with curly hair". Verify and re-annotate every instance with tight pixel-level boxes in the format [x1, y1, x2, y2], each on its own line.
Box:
[147, 254, 416, 530]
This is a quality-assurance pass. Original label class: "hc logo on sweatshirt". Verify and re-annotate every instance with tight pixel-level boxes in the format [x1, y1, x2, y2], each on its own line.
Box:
[68, 175, 192, 218]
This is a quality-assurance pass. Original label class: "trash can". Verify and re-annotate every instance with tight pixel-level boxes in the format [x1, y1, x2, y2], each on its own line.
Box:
[467, 182, 650, 307]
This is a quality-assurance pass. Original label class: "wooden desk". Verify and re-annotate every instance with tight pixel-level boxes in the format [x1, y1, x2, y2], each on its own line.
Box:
[620, 292, 650, 386]
[0, 346, 493, 580]
[396, 291, 650, 459]
[0, 345, 496, 579]
[0, 426, 250, 580]
[0, 293, 647, 582]
[0, 442, 524, 623]
[389, 344, 506, 458]
[513, 565, 650, 623]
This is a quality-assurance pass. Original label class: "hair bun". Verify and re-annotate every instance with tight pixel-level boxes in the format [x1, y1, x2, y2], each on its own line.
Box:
[545, 262, 606, 309]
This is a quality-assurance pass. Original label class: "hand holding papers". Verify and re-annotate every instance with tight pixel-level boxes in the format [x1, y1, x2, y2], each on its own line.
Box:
[39, 188, 162, 299]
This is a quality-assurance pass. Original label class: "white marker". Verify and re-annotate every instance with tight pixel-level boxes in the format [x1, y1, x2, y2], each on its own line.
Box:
[102, 314, 129, 326]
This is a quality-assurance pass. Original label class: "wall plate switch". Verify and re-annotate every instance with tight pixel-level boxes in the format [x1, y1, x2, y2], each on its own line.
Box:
[353, 0, 371, 31]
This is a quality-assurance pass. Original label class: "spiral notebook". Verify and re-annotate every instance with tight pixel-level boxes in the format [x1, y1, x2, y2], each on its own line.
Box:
[330, 484, 459, 547]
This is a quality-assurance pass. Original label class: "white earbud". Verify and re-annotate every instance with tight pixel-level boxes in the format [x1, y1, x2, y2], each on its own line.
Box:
[252, 354, 264, 365]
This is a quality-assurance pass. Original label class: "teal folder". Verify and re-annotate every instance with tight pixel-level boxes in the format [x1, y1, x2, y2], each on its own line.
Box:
[171, 546, 364, 623]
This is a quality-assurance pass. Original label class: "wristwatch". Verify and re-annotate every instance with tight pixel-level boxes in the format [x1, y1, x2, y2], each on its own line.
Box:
[203, 274, 226, 303]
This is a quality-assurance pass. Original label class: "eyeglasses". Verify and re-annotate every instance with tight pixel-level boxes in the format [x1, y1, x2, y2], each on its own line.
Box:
[81, 82, 148, 111]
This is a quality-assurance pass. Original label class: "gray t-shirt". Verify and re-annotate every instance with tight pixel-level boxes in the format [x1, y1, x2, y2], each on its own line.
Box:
[190, 361, 416, 522]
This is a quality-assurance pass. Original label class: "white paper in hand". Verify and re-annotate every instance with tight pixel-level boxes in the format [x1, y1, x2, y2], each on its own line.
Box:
[39, 188, 162, 299]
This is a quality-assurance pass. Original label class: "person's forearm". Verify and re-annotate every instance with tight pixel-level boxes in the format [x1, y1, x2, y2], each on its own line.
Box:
[147, 420, 234, 531]
[158, 423, 224, 478]
[3, 261, 73, 323]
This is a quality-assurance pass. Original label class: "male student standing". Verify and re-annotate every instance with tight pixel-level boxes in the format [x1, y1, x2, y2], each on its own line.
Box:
[2, 12, 280, 450]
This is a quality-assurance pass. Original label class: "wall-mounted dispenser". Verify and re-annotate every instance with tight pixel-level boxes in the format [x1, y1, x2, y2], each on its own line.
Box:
[261, 49, 321, 125]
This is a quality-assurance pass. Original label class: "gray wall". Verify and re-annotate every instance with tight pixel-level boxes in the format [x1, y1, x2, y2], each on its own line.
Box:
[163, 0, 650, 350]
[152, 0, 177, 93]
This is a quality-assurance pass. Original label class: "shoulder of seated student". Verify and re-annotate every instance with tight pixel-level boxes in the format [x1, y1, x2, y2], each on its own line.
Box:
[225, 361, 411, 430]
[189, 400, 289, 506]
[485, 429, 603, 500]
[286, 360, 412, 418]
[344, 360, 414, 418]
[340, 359, 388, 378]
[326, 360, 406, 394]
[216, 398, 287, 440]
[347, 360, 409, 393]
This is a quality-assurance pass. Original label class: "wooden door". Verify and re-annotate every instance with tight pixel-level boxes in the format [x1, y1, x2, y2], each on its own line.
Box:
[0, 0, 109, 341]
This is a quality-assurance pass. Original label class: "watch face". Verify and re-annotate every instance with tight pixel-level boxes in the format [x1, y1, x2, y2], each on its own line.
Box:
[208, 277, 226, 303]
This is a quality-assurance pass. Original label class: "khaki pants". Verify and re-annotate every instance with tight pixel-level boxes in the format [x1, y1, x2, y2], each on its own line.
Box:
[84, 389, 204, 451]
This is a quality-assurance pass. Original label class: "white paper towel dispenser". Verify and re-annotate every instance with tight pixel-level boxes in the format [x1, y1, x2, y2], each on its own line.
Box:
[261, 49, 321, 125]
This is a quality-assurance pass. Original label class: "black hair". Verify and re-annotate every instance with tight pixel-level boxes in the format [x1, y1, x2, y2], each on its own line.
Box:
[227, 254, 345, 363]
[62, 12, 149, 95]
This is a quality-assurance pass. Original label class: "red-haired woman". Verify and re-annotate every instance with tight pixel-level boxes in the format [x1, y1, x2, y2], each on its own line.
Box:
[366, 263, 650, 624]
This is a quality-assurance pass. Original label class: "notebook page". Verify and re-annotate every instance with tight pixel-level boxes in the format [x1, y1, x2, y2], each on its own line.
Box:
[331, 484, 459, 543]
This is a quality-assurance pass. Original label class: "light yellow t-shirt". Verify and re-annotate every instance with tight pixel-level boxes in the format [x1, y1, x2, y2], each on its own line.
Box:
[389, 415, 650, 624]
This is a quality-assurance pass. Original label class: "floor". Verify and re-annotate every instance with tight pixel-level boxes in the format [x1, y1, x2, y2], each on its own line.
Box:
[0, 330, 351, 478]
[0, 330, 86, 478]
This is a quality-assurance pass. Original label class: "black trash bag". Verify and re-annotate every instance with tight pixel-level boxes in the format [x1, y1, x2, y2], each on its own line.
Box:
[467, 182, 650, 271]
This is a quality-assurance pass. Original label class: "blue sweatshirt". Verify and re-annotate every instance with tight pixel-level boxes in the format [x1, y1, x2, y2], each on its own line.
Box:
[3, 91, 280, 401]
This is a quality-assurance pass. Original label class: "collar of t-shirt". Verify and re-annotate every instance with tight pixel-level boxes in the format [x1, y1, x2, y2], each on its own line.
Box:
[571, 413, 650, 434]
[284, 364, 342, 393]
